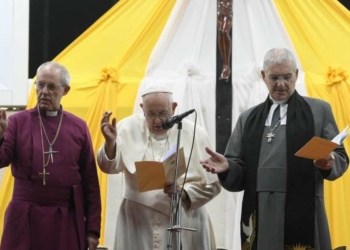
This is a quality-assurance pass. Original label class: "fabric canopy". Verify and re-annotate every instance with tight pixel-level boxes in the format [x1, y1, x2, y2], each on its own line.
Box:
[0, 0, 349, 249]
[0, 0, 176, 245]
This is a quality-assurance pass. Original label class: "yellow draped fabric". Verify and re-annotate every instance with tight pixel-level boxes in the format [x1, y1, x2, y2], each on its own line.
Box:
[275, 0, 350, 248]
[0, 0, 175, 244]
[0, 167, 13, 240]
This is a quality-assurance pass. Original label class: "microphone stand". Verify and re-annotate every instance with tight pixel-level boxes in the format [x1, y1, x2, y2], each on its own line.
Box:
[166, 121, 196, 250]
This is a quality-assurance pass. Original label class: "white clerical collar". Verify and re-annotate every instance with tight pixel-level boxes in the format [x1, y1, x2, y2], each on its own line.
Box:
[45, 110, 58, 117]
[266, 103, 288, 126]
[149, 132, 169, 141]
[269, 95, 288, 105]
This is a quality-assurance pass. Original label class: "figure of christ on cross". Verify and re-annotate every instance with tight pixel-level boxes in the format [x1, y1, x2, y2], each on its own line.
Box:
[217, 0, 233, 81]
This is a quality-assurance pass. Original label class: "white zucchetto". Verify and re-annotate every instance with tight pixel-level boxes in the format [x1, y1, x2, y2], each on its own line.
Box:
[139, 77, 173, 97]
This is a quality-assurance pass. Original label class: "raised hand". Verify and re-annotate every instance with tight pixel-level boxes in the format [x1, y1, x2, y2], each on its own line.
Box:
[100, 111, 117, 143]
[0, 109, 8, 139]
[200, 147, 229, 174]
[100, 111, 117, 159]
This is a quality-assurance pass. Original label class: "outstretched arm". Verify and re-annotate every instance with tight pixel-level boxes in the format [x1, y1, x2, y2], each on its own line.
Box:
[200, 147, 229, 173]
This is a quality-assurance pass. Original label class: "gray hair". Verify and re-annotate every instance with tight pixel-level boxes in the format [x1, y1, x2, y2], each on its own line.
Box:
[263, 48, 297, 72]
[37, 61, 71, 86]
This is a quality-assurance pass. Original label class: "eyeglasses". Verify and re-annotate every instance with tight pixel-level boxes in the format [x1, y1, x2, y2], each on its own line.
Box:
[268, 74, 293, 83]
[144, 111, 169, 120]
[35, 82, 65, 91]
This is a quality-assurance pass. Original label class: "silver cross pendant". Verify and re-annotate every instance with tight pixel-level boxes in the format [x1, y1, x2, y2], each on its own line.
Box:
[266, 132, 275, 143]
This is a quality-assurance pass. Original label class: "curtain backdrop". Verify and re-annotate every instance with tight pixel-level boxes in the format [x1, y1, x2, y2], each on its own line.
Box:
[275, 0, 350, 247]
[0, 0, 13, 90]
[133, 0, 229, 247]
[0, 0, 349, 249]
[0, 0, 176, 246]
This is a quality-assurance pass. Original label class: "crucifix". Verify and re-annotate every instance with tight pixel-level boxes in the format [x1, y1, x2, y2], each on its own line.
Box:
[266, 132, 275, 143]
[44, 145, 59, 163]
[39, 167, 50, 186]
[217, 0, 233, 81]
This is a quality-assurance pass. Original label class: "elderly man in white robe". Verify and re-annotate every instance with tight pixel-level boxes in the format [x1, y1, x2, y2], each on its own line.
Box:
[97, 78, 221, 250]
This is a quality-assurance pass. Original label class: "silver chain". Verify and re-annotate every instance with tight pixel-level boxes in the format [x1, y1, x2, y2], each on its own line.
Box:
[267, 110, 287, 132]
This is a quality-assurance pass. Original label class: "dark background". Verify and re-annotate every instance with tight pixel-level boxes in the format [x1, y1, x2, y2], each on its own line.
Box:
[29, 0, 350, 152]
[29, 0, 350, 77]
[29, 0, 118, 77]
[341, 0, 350, 11]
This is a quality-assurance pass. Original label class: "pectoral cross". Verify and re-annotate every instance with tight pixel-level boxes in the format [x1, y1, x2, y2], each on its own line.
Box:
[39, 167, 50, 186]
[44, 145, 59, 163]
[266, 132, 275, 143]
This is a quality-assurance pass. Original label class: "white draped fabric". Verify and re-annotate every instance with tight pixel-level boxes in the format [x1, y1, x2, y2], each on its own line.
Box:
[132, 0, 307, 249]
[132, 0, 231, 248]
[231, 0, 306, 119]
[0, 0, 14, 90]
[0, 0, 28, 106]
[133, 0, 217, 147]
[1, 0, 348, 249]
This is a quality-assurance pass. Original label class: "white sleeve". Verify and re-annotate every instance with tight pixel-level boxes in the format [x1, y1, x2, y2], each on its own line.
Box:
[96, 143, 123, 174]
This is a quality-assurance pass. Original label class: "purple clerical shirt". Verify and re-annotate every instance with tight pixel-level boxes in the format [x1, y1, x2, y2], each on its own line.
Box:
[0, 106, 101, 250]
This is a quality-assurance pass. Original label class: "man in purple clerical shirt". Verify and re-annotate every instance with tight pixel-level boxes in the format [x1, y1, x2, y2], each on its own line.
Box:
[0, 62, 101, 250]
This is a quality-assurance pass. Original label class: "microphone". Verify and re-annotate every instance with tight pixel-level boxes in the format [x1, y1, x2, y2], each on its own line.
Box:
[162, 109, 195, 129]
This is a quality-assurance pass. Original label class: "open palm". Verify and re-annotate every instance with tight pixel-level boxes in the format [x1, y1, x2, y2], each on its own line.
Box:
[200, 147, 229, 173]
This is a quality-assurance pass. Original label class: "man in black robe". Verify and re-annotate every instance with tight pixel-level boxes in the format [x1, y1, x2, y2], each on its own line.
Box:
[201, 48, 349, 250]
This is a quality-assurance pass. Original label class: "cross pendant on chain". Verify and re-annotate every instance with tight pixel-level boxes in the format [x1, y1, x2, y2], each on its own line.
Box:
[266, 132, 275, 143]
[44, 145, 59, 163]
[39, 167, 50, 186]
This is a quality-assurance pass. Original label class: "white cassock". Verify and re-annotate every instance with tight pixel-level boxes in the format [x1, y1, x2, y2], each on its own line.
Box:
[97, 113, 221, 250]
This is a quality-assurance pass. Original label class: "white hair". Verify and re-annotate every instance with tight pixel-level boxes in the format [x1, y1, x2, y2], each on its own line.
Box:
[263, 48, 297, 72]
[37, 61, 71, 86]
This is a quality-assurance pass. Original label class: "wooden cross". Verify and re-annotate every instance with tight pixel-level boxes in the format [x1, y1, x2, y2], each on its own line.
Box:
[44, 145, 59, 163]
[39, 167, 50, 186]
[266, 132, 275, 143]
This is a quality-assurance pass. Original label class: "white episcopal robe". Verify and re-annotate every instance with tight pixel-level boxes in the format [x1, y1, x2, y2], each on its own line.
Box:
[97, 113, 221, 250]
